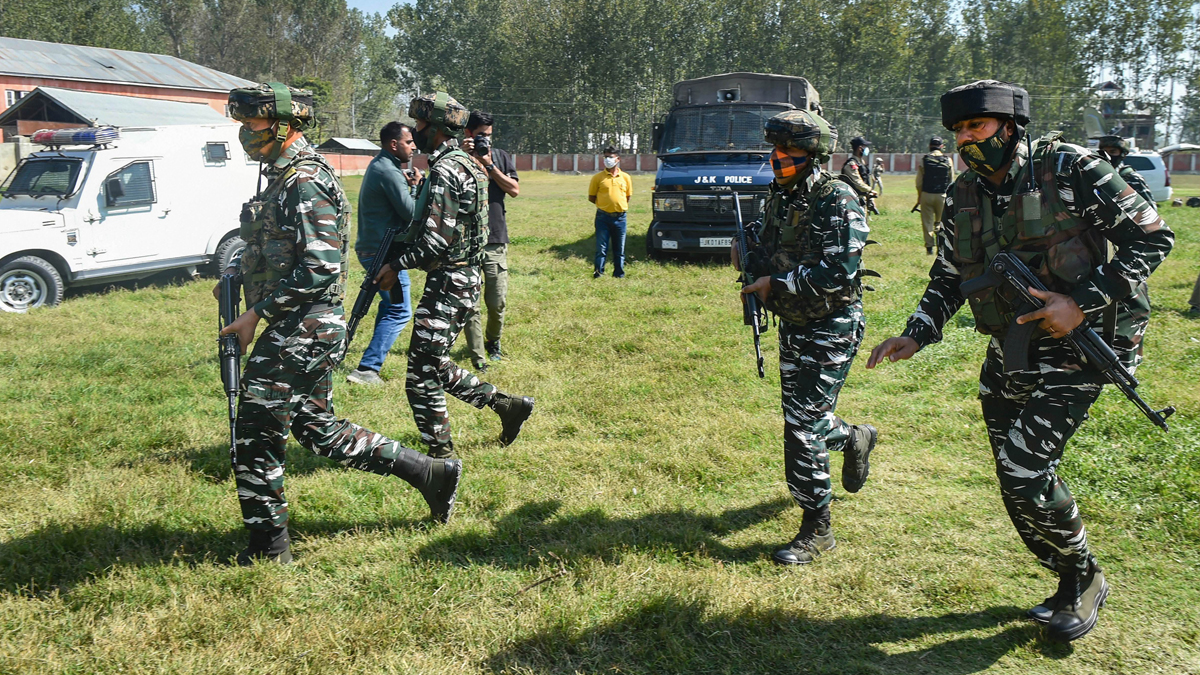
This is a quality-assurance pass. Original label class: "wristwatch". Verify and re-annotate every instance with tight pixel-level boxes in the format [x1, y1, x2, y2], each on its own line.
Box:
[483, 163, 495, 172]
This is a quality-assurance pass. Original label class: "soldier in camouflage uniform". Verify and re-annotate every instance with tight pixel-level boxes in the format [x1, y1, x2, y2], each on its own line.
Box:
[375, 92, 534, 460]
[841, 136, 877, 200]
[868, 81, 1173, 642]
[218, 83, 461, 565]
[1097, 135, 1156, 205]
[734, 109, 877, 566]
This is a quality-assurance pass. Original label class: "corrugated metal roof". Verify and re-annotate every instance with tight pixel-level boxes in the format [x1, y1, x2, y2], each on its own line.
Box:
[320, 137, 381, 151]
[0, 37, 254, 92]
[0, 87, 232, 127]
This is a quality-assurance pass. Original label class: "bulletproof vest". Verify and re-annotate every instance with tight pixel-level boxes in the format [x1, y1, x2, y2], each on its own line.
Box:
[238, 152, 351, 311]
[417, 148, 488, 267]
[921, 153, 953, 194]
[751, 173, 863, 325]
[951, 132, 1105, 337]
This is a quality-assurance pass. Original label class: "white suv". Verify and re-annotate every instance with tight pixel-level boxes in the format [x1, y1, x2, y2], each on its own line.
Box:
[1122, 152, 1171, 203]
[0, 124, 257, 312]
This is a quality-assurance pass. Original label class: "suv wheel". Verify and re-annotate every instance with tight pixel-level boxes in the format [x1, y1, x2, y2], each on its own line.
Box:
[210, 235, 245, 276]
[0, 256, 64, 312]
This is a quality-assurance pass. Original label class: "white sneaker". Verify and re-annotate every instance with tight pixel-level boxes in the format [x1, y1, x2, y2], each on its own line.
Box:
[346, 369, 384, 386]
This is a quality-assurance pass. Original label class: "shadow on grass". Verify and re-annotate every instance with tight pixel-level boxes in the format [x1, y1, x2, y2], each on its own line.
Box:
[183, 443, 348, 483]
[62, 268, 203, 302]
[547, 233, 649, 263]
[486, 595, 1070, 674]
[0, 514, 428, 595]
[418, 497, 791, 567]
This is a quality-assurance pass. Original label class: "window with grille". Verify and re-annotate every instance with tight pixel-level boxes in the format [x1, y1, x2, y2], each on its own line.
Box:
[661, 105, 788, 153]
[4, 90, 28, 107]
[106, 161, 156, 208]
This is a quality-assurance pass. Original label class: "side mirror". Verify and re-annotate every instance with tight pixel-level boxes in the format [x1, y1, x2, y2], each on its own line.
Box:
[651, 123, 664, 154]
[105, 178, 125, 206]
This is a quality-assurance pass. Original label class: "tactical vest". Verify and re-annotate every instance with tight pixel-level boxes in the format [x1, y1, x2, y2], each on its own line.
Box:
[414, 147, 488, 268]
[952, 132, 1105, 337]
[752, 173, 863, 325]
[238, 152, 351, 310]
[921, 154, 953, 194]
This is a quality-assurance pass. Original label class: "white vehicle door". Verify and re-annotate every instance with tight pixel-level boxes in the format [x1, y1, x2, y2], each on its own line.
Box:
[90, 159, 170, 264]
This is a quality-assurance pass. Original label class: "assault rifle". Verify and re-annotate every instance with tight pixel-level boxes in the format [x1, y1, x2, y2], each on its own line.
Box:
[346, 223, 403, 349]
[960, 252, 1175, 431]
[217, 273, 242, 470]
[346, 171, 425, 349]
[732, 191, 768, 378]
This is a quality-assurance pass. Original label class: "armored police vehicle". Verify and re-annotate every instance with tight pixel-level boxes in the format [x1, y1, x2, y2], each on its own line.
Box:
[647, 73, 821, 258]
[0, 124, 258, 312]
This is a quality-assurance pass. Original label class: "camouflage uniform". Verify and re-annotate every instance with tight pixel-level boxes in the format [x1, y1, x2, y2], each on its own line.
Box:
[232, 137, 446, 530]
[1116, 164, 1155, 206]
[753, 169, 871, 510]
[902, 132, 1173, 577]
[387, 138, 497, 457]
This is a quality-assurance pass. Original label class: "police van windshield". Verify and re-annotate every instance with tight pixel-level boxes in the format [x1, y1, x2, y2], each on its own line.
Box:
[661, 104, 789, 154]
[1, 158, 84, 197]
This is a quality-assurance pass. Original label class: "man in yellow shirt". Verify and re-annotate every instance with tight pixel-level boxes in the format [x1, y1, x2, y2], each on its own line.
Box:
[588, 146, 634, 278]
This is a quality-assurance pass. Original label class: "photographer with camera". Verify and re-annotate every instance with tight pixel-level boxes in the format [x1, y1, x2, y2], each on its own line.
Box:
[460, 111, 519, 371]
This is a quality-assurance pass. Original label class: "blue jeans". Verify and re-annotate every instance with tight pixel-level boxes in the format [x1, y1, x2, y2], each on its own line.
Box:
[594, 209, 627, 277]
[356, 254, 412, 373]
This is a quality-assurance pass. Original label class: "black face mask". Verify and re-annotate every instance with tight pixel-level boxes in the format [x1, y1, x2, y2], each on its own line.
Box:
[413, 124, 438, 153]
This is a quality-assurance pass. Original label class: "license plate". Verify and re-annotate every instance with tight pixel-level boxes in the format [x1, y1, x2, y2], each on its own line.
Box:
[700, 237, 732, 248]
[661, 240, 679, 250]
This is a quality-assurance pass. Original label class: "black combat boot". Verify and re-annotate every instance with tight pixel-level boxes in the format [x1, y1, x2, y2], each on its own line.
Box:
[1047, 560, 1109, 642]
[237, 526, 293, 566]
[773, 506, 836, 566]
[842, 423, 877, 493]
[1028, 572, 1075, 624]
[485, 340, 503, 362]
[390, 448, 462, 523]
[491, 393, 535, 446]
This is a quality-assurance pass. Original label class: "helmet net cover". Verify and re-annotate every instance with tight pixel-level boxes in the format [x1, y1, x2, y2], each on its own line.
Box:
[408, 91, 470, 136]
[940, 80, 1030, 131]
[1098, 135, 1130, 154]
[764, 109, 838, 160]
[228, 82, 315, 127]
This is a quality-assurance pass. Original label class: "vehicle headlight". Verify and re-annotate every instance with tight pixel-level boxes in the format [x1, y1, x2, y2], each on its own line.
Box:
[654, 196, 685, 212]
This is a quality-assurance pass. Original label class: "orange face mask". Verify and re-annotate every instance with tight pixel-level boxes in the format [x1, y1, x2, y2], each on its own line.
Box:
[770, 148, 809, 184]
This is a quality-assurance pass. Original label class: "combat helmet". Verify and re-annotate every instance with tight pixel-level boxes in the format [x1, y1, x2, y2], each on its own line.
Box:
[929, 136, 945, 149]
[940, 80, 1030, 131]
[1097, 135, 1130, 156]
[764, 109, 838, 160]
[408, 91, 470, 137]
[228, 82, 315, 141]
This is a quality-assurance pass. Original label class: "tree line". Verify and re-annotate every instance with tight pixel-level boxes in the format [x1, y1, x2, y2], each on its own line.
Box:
[2, 0, 1198, 152]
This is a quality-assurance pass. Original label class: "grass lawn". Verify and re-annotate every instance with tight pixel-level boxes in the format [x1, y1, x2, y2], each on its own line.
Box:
[0, 170, 1197, 674]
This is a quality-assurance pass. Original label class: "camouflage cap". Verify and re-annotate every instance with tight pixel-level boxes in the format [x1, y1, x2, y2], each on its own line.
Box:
[228, 82, 315, 126]
[764, 109, 838, 158]
[941, 80, 1030, 131]
[1098, 135, 1130, 154]
[408, 91, 469, 132]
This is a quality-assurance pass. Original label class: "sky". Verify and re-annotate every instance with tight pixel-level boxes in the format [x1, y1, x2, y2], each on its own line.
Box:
[346, 0, 404, 17]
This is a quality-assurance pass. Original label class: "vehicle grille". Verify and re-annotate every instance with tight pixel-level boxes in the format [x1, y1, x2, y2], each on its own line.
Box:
[684, 194, 763, 220]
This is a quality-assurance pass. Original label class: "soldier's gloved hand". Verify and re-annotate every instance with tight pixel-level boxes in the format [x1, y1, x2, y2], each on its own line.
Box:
[1016, 287, 1085, 339]
[740, 276, 772, 304]
[219, 308, 261, 355]
[866, 337, 919, 368]
[374, 263, 399, 291]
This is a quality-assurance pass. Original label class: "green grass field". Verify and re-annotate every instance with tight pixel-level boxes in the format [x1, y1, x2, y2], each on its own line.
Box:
[1, 171, 1198, 674]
